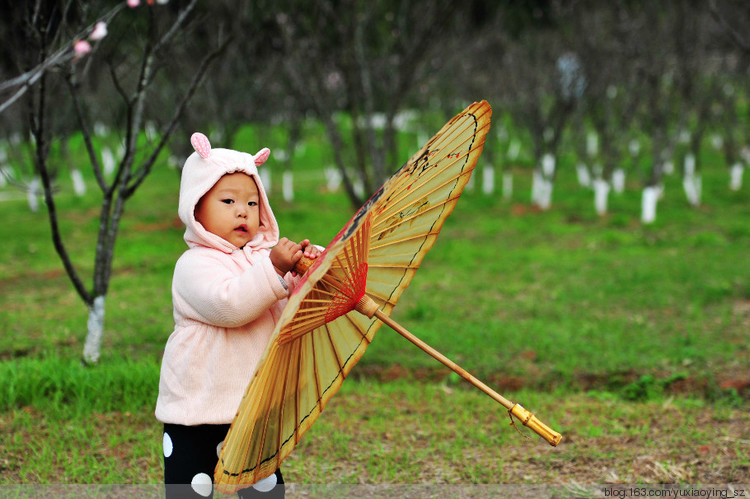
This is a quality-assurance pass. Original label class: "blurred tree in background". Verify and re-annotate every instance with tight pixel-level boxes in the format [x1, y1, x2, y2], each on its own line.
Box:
[0, 0, 748, 361]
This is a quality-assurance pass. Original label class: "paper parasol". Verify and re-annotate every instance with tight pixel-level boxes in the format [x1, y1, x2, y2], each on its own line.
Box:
[215, 101, 561, 492]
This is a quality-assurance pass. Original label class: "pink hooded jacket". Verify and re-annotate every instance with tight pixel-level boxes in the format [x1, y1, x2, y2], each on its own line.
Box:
[155, 134, 296, 425]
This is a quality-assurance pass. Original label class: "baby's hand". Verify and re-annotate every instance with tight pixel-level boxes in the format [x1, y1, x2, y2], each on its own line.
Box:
[290, 239, 322, 276]
[300, 239, 322, 260]
[270, 237, 303, 276]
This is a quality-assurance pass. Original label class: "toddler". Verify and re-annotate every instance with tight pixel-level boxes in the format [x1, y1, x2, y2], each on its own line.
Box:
[155, 133, 318, 498]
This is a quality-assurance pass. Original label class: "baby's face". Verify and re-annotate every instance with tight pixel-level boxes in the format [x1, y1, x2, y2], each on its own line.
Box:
[195, 172, 260, 248]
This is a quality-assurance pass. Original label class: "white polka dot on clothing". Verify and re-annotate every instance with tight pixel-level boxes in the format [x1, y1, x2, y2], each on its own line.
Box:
[252, 472, 277, 492]
[216, 440, 223, 458]
[163, 432, 173, 458]
[191, 472, 212, 497]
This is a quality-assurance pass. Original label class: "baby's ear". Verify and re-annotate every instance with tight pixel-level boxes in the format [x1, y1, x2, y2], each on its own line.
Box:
[254, 148, 271, 167]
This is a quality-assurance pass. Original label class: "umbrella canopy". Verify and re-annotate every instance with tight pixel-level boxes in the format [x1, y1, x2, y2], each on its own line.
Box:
[215, 101, 560, 492]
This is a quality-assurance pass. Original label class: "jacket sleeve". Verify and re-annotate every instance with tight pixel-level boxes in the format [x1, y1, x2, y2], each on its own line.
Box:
[173, 250, 289, 328]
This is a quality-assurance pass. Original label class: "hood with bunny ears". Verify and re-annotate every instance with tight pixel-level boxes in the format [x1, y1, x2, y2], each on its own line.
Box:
[178, 132, 278, 253]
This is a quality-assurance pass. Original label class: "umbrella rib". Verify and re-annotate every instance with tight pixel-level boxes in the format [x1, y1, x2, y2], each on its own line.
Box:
[312, 284, 339, 296]
[294, 337, 302, 445]
[309, 329, 323, 418]
[428, 106, 491, 152]
[363, 290, 397, 308]
[284, 317, 325, 338]
[339, 246, 356, 289]
[431, 117, 490, 155]
[370, 195, 462, 241]
[373, 118, 488, 223]
[372, 158, 473, 224]
[358, 218, 370, 265]
[342, 312, 373, 345]
[369, 229, 442, 252]
[325, 324, 345, 378]
[275, 339, 294, 471]
[252, 345, 281, 474]
[397, 105, 488, 184]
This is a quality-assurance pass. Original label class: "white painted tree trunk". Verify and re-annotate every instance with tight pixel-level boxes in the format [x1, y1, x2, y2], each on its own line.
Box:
[531, 173, 553, 210]
[641, 186, 659, 224]
[502, 172, 513, 201]
[542, 153, 555, 177]
[612, 168, 625, 194]
[71, 168, 86, 196]
[730, 162, 744, 191]
[662, 160, 674, 175]
[282, 171, 294, 202]
[507, 139, 521, 161]
[593, 178, 610, 216]
[353, 177, 364, 199]
[101, 147, 116, 177]
[482, 165, 494, 195]
[682, 153, 701, 207]
[710, 134, 723, 150]
[629, 139, 641, 157]
[83, 295, 106, 364]
[576, 162, 591, 187]
[27, 177, 41, 213]
[586, 131, 599, 157]
[531, 154, 555, 210]
[325, 167, 342, 191]
[260, 168, 272, 193]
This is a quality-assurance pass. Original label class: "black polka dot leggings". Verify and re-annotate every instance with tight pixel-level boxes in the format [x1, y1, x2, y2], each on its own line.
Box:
[163, 423, 285, 499]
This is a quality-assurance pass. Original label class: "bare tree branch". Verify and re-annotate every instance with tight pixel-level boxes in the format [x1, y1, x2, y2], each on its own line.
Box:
[709, 0, 750, 52]
[125, 35, 232, 197]
[0, 4, 124, 116]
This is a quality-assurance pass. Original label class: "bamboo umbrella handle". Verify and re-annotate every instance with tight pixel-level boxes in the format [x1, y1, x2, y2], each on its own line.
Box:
[293, 254, 316, 275]
[356, 295, 562, 447]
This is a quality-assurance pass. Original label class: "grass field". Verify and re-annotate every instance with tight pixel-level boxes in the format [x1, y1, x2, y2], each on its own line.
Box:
[1, 122, 749, 491]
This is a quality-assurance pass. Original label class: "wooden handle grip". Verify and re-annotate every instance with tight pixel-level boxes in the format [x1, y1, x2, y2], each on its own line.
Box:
[510, 404, 562, 446]
[293, 254, 317, 275]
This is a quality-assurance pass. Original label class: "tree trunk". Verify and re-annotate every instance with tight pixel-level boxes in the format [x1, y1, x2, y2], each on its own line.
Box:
[502, 171, 513, 201]
[576, 162, 592, 187]
[282, 171, 294, 203]
[641, 185, 660, 224]
[532, 154, 555, 210]
[27, 177, 41, 212]
[611, 168, 625, 194]
[682, 153, 701, 207]
[71, 168, 86, 196]
[593, 178, 610, 216]
[83, 295, 106, 364]
[729, 162, 744, 191]
[482, 165, 495, 195]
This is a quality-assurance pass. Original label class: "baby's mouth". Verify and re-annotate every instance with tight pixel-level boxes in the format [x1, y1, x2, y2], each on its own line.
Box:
[235, 224, 248, 233]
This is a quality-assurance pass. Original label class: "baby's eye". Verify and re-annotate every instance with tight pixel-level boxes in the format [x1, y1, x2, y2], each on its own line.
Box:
[248, 201, 258, 207]
[221, 199, 234, 205]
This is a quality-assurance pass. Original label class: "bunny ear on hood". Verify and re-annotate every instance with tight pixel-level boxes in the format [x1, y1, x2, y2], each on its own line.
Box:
[178, 133, 278, 253]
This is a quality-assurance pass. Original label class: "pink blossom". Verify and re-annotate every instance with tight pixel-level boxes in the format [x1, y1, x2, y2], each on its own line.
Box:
[89, 22, 108, 41]
[127, 0, 140, 7]
[73, 40, 92, 56]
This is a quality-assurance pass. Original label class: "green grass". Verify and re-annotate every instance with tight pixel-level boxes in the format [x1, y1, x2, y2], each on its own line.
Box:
[1, 120, 749, 485]
[2, 378, 748, 486]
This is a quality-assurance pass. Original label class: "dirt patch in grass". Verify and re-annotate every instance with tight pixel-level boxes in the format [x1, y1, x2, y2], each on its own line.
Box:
[353, 362, 750, 403]
[285, 383, 750, 485]
[2, 384, 748, 486]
